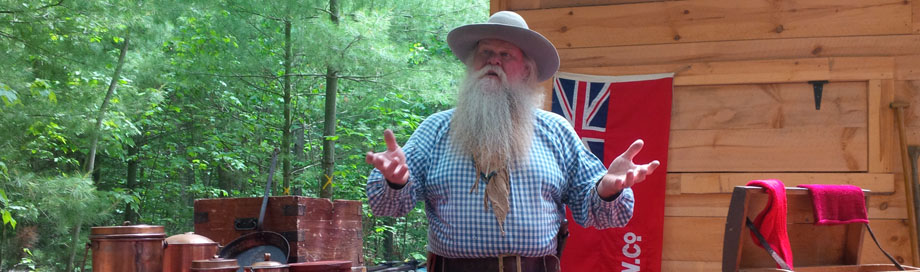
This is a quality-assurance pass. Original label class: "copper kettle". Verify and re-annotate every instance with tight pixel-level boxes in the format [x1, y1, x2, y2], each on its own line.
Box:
[164, 232, 220, 272]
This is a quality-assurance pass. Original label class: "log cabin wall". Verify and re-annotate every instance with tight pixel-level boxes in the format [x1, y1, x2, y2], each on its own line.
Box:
[491, 0, 920, 270]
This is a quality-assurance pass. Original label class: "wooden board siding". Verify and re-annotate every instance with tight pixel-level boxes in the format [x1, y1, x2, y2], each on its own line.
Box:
[869, 80, 897, 173]
[519, 0, 912, 49]
[669, 126, 866, 172]
[556, 35, 920, 68]
[914, 0, 920, 34]
[668, 82, 867, 172]
[506, 0, 667, 10]
[563, 57, 896, 86]
[495, 0, 920, 268]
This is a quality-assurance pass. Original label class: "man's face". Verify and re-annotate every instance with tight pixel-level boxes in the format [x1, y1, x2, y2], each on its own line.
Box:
[470, 39, 529, 87]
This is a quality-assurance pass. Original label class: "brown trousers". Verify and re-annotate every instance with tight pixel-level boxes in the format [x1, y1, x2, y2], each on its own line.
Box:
[427, 252, 561, 272]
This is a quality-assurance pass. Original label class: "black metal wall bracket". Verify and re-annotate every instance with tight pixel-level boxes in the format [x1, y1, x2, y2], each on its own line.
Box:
[808, 80, 828, 110]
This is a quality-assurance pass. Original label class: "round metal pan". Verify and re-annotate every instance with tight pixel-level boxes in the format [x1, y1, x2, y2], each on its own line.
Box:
[217, 231, 290, 269]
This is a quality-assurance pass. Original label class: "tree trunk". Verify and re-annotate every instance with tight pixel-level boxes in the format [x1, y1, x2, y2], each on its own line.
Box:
[65, 220, 82, 272]
[185, 164, 193, 207]
[383, 217, 396, 261]
[124, 140, 139, 223]
[319, 0, 339, 199]
[92, 155, 102, 186]
[1, 224, 5, 269]
[295, 120, 305, 161]
[281, 20, 293, 194]
[330, 0, 339, 24]
[320, 68, 337, 199]
[86, 37, 129, 176]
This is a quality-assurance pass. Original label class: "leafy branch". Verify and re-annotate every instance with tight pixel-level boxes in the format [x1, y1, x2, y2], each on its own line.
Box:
[0, 0, 65, 14]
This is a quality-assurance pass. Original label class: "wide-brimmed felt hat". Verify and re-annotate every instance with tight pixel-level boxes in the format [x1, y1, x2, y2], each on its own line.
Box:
[447, 11, 560, 82]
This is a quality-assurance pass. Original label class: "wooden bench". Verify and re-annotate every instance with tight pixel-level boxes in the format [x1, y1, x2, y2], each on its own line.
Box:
[722, 186, 918, 272]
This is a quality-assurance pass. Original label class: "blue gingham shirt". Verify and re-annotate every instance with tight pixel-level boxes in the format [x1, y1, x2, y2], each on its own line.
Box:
[367, 109, 634, 258]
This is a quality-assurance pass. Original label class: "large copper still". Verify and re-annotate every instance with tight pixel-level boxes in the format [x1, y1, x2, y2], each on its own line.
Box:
[89, 223, 166, 272]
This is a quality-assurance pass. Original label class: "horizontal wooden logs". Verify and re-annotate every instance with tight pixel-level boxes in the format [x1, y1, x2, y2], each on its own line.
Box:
[562, 57, 895, 86]
[557, 35, 920, 68]
[520, 0, 912, 48]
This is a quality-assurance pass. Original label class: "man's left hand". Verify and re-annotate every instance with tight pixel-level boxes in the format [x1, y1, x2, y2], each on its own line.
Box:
[597, 139, 660, 199]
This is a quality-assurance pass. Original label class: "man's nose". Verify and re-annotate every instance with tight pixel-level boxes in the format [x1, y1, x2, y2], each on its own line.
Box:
[486, 54, 501, 66]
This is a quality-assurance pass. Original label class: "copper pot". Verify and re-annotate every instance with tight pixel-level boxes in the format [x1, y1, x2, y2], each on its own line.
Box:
[248, 253, 289, 272]
[164, 232, 220, 272]
[90, 223, 165, 272]
[191, 256, 239, 272]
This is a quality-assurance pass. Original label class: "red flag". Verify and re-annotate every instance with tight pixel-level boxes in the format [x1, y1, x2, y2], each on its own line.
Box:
[552, 72, 673, 272]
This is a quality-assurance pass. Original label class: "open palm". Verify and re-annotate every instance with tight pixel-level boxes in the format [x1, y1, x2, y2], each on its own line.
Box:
[598, 139, 660, 198]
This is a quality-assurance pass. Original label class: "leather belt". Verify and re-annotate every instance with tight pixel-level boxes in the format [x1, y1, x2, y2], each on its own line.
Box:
[427, 252, 560, 272]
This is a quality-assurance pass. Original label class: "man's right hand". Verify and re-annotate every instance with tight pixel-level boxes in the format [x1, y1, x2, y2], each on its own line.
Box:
[365, 129, 409, 186]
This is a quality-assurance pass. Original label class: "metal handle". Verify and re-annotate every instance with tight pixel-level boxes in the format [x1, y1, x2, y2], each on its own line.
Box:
[257, 148, 280, 231]
[746, 218, 791, 270]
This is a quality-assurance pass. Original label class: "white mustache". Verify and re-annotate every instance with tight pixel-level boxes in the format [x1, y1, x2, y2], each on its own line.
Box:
[472, 65, 508, 82]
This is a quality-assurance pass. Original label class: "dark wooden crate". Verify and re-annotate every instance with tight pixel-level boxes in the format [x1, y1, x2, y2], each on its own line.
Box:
[193, 196, 363, 266]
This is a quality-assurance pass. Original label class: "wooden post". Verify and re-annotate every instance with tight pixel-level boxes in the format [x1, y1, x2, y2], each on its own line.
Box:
[892, 101, 920, 265]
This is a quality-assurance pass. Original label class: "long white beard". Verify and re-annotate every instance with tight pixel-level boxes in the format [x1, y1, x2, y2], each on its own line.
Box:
[450, 65, 541, 172]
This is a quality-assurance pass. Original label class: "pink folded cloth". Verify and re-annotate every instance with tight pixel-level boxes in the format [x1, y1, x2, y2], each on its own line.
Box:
[797, 184, 869, 225]
[747, 179, 794, 270]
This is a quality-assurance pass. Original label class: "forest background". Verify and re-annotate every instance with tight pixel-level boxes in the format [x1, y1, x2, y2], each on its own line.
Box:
[0, 0, 487, 270]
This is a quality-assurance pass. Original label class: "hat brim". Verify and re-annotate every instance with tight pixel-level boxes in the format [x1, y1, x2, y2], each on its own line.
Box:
[447, 23, 560, 82]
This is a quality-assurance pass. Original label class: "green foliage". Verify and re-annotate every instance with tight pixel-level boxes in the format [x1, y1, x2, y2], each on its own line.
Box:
[0, 0, 489, 269]
[0, 173, 124, 270]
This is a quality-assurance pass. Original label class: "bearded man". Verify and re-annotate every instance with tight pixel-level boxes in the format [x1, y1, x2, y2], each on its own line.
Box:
[365, 11, 659, 272]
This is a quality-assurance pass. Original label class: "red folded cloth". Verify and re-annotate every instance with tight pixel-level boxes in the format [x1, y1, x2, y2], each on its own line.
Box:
[747, 179, 794, 270]
[797, 184, 869, 225]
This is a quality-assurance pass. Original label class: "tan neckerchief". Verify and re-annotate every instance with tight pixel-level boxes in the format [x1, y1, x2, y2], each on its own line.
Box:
[472, 163, 510, 235]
